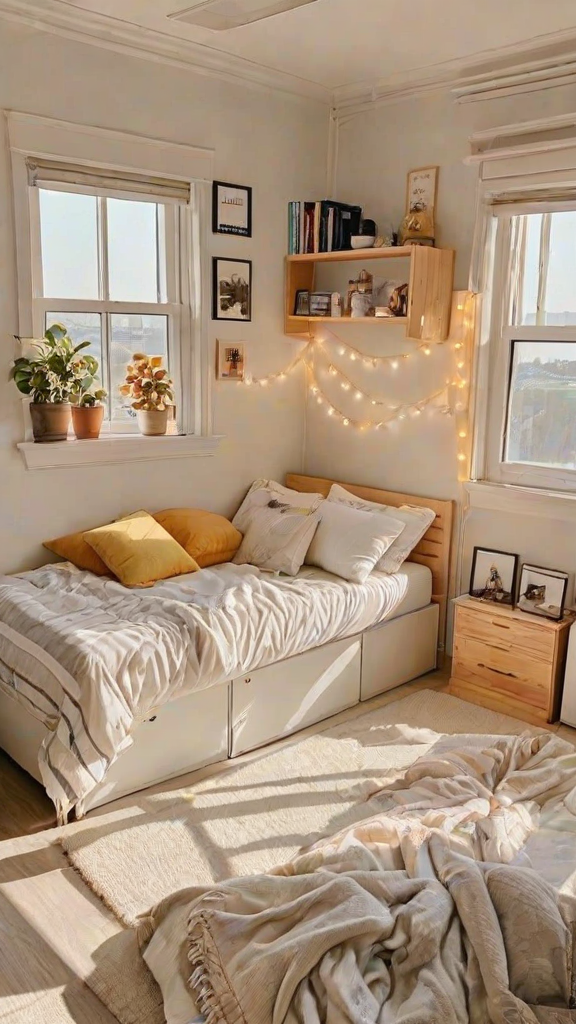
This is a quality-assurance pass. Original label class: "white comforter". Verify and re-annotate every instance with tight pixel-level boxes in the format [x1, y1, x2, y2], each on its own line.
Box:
[0, 561, 415, 820]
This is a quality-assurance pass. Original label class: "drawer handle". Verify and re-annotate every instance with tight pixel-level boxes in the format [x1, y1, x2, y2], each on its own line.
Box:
[147, 715, 157, 723]
[244, 677, 251, 685]
[478, 663, 516, 679]
[491, 622, 511, 630]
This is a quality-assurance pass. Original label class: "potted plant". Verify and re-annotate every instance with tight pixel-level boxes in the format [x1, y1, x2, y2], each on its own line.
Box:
[119, 353, 174, 436]
[71, 386, 108, 440]
[11, 324, 92, 442]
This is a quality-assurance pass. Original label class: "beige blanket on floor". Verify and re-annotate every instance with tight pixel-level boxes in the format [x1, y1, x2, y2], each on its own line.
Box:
[140, 733, 576, 1024]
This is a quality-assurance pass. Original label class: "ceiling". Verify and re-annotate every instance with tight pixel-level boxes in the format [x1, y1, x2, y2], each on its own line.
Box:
[4, 0, 576, 104]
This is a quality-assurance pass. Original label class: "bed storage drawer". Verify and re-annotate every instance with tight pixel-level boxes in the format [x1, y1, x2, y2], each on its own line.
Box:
[361, 603, 439, 701]
[82, 682, 230, 812]
[230, 636, 362, 757]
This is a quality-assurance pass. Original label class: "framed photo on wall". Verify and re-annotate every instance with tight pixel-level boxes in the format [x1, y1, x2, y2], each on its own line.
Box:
[216, 340, 246, 381]
[212, 181, 252, 237]
[469, 546, 519, 607]
[212, 258, 252, 322]
[406, 166, 438, 216]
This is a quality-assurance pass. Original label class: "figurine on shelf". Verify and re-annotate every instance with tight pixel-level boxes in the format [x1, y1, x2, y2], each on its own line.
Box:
[399, 206, 435, 247]
[347, 269, 374, 316]
[374, 280, 409, 318]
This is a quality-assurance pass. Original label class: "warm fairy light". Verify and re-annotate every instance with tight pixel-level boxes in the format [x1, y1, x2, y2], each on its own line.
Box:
[237, 303, 473, 456]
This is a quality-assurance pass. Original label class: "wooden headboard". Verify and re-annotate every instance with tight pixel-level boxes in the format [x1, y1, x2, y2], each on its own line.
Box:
[286, 474, 454, 652]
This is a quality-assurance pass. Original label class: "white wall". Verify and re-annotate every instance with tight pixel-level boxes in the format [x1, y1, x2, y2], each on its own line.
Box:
[0, 19, 328, 574]
[305, 84, 576, 605]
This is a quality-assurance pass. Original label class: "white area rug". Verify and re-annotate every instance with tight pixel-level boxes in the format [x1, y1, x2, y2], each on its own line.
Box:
[60, 689, 539, 927]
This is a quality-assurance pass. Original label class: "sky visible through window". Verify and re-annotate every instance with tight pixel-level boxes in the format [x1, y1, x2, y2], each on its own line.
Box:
[39, 189, 168, 423]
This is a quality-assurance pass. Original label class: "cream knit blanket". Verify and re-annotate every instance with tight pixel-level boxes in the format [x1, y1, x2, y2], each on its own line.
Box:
[140, 733, 576, 1023]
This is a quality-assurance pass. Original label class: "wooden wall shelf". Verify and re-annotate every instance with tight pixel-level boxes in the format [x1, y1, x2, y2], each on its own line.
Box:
[285, 245, 455, 341]
[286, 315, 407, 327]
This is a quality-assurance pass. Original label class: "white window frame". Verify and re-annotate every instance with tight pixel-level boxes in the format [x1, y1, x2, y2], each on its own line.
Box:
[7, 111, 220, 468]
[482, 212, 576, 493]
[30, 186, 184, 435]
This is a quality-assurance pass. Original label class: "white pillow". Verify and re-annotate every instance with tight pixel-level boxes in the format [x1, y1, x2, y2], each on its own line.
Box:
[233, 491, 320, 575]
[233, 479, 324, 534]
[305, 500, 405, 584]
[328, 483, 435, 574]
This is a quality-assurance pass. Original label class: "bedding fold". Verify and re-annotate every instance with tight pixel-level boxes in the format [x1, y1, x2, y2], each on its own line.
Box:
[0, 560, 421, 819]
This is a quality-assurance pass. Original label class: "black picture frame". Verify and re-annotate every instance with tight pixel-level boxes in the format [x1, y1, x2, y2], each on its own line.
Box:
[469, 546, 519, 608]
[212, 258, 252, 322]
[212, 180, 252, 238]
[517, 563, 569, 621]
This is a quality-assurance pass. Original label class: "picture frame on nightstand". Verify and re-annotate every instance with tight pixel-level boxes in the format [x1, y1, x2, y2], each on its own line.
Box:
[469, 546, 519, 608]
[517, 564, 568, 622]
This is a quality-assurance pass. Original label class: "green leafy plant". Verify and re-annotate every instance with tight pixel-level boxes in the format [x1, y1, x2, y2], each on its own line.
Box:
[11, 324, 105, 405]
[119, 353, 174, 411]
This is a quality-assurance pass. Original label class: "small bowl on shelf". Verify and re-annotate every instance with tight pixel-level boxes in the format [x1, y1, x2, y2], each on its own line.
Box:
[350, 235, 376, 250]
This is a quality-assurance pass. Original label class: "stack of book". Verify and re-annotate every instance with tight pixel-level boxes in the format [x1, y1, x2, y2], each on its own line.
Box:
[288, 200, 362, 255]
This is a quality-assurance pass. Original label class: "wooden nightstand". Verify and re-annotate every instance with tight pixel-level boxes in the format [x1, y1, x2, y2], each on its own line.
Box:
[449, 596, 575, 726]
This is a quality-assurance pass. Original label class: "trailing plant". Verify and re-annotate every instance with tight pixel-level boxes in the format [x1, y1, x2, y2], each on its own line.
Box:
[11, 324, 104, 405]
[119, 353, 174, 411]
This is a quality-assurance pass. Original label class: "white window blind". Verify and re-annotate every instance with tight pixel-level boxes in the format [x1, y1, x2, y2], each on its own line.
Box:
[26, 157, 191, 205]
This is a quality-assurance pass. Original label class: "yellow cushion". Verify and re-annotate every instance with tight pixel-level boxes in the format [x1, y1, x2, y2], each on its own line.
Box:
[44, 531, 112, 577]
[83, 511, 199, 587]
[153, 508, 242, 568]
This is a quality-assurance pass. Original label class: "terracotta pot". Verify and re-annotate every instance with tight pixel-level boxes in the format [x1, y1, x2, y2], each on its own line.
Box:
[30, 402, 71, 443]
[136, 408, 169, 436]
[72, 404, 105, 440]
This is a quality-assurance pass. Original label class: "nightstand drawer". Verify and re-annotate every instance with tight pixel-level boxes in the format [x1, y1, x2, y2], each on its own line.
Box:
[453, 636, 551, 710]
[455, 605, 555, 662]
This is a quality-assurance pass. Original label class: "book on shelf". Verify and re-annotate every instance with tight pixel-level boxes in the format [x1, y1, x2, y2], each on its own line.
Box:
[288, 200, 362, 254]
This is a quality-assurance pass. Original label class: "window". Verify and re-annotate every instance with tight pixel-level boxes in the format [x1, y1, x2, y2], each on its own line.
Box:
[31, 187, 179, 431]
[481, 207, 576, 492]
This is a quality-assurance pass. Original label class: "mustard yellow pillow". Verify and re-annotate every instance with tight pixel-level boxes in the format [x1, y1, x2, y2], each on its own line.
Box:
[153, 508, 242, 568]
[83, 511, 199, 587]
[44, 531, 112, 577]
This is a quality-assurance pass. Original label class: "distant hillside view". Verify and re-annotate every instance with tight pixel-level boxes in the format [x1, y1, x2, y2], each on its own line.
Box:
[506, 342, 576, 470]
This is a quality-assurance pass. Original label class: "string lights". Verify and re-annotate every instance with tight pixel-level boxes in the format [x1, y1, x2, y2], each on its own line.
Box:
[235, 290, 476, 473]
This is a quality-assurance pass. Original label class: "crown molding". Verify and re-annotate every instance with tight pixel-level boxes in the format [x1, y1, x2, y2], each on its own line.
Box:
[3, 0, 576, 116]
[0, 0, 331, 105]
[333, 26, 576, 119]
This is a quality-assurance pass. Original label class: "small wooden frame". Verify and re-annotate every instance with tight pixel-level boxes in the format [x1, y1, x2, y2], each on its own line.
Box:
[406, 166, 439, 216]
[285, 473, 454, 653]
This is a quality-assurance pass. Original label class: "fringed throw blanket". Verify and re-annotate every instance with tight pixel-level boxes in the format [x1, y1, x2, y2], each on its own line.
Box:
[140, 734, 576, 1024]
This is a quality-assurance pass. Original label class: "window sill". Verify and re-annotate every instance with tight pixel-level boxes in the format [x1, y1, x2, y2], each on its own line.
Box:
[18, 434, 224, 470]
[465, 481, 576, 522]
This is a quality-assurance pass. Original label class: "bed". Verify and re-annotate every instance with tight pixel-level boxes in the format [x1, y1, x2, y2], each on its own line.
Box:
[0, 474, 453, 820]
